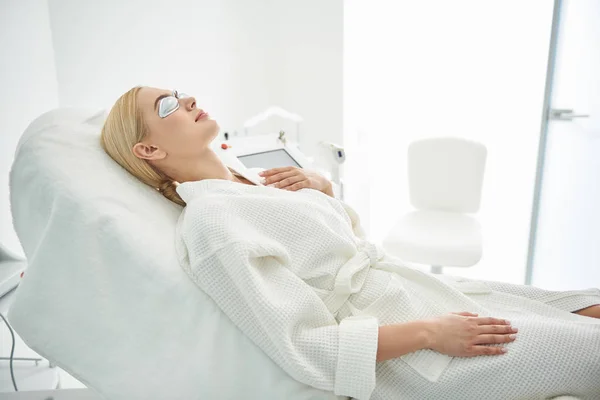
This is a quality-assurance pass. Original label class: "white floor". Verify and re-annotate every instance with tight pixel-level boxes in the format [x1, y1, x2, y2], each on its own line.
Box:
[58, 367, 86, 389]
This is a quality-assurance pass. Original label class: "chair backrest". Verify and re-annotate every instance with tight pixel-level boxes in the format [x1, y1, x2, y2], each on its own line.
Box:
[408, 137, 487, 213]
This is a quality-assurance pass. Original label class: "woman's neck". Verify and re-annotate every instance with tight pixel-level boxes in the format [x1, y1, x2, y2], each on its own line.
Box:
[160, 151, 238, 184]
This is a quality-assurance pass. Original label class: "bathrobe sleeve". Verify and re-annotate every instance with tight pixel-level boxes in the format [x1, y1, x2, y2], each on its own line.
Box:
[177, 216, 379, 400]
[338, 200, 367, 240]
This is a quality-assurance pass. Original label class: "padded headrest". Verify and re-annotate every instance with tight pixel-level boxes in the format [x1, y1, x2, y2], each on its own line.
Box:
[8, 108, 343, 400]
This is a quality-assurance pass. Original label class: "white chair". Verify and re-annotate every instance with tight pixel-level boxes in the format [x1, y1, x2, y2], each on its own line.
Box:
[7, 108, 344, 400]
[382, 137, 487, 274]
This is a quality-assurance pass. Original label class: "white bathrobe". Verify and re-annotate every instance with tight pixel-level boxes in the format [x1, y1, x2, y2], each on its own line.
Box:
[175, 180, 600, 400]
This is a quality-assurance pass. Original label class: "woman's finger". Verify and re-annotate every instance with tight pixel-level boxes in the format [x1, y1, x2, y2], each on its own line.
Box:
[451, 312, 479, 317]
[264, 170, 299, 185]
[278, 176, 306, 190]
[473, 334, 517, 345]
[259, 166, 296, 177]
[478, 324, 517, 335]
[284, 180, 310, 191]
[474, 317, 510, 326]
[468, 345, 508, 357]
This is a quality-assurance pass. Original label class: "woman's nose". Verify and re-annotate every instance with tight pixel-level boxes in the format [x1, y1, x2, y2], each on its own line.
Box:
[184, 96, 196, 111]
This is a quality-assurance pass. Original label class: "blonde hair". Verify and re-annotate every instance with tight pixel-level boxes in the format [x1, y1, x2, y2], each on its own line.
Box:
[100, 86, 186, 206]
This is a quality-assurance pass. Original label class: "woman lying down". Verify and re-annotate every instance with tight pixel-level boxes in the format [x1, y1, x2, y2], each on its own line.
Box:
[100, 86, 600, 400]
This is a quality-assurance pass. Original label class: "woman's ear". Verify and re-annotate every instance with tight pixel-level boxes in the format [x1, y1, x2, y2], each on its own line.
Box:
[132, 142, 166, 160]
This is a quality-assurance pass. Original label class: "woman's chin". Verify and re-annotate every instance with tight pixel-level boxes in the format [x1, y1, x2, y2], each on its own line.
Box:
[197, 120, 219, 138]
[208, 120, 220, 138]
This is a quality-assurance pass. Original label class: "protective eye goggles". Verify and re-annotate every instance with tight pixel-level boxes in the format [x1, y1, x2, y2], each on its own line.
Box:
[158, 90, 190, 118]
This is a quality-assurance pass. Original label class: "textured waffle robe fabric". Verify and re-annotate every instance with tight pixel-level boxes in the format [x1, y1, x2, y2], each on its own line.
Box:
[175, 180, 600, 400]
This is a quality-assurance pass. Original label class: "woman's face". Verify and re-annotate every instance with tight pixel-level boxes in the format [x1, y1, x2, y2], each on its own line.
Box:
[133, 86, 219, 162]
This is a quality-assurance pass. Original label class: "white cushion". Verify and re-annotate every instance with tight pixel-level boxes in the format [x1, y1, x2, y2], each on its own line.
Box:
[382, 210, 482, 267]
[8, 108, 344, 400]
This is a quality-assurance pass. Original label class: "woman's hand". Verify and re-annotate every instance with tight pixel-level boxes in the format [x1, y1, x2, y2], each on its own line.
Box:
[259, 167, 334, 197]
[424, 312, 517, 357]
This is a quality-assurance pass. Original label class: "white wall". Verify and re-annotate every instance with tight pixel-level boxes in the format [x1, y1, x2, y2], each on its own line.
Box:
[48, 0, 276, 133]
[0, 0, 59, 256]
[47, 0, 343, 168]
[269, 0, 343, 166]
[344, 0, 554, 284]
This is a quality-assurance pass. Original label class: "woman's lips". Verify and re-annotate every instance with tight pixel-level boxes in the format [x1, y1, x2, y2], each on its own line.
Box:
[195, 111, 209, 122]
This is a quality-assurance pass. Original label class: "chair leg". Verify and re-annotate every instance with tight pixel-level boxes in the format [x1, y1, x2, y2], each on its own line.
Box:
[431, 265, 443, 274]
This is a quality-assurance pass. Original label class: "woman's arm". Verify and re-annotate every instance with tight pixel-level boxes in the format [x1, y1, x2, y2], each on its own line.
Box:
[377, 321, 430, 362]
[378, 313, 516, 362]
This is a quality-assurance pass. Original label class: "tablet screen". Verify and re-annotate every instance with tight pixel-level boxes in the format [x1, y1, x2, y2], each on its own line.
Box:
[238, 148, 302, 169]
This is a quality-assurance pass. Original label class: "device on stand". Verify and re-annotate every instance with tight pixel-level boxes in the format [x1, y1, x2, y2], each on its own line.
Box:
[217, 107, 346, 199]
[319, 141, 346, 200]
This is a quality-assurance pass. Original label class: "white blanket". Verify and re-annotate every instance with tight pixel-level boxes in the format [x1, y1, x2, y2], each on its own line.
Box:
[176, 179, 600, 400]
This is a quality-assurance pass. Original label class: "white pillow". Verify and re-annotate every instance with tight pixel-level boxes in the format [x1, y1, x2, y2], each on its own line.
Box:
[83, 108, 109, 127]
[8, 108, 345, 400]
